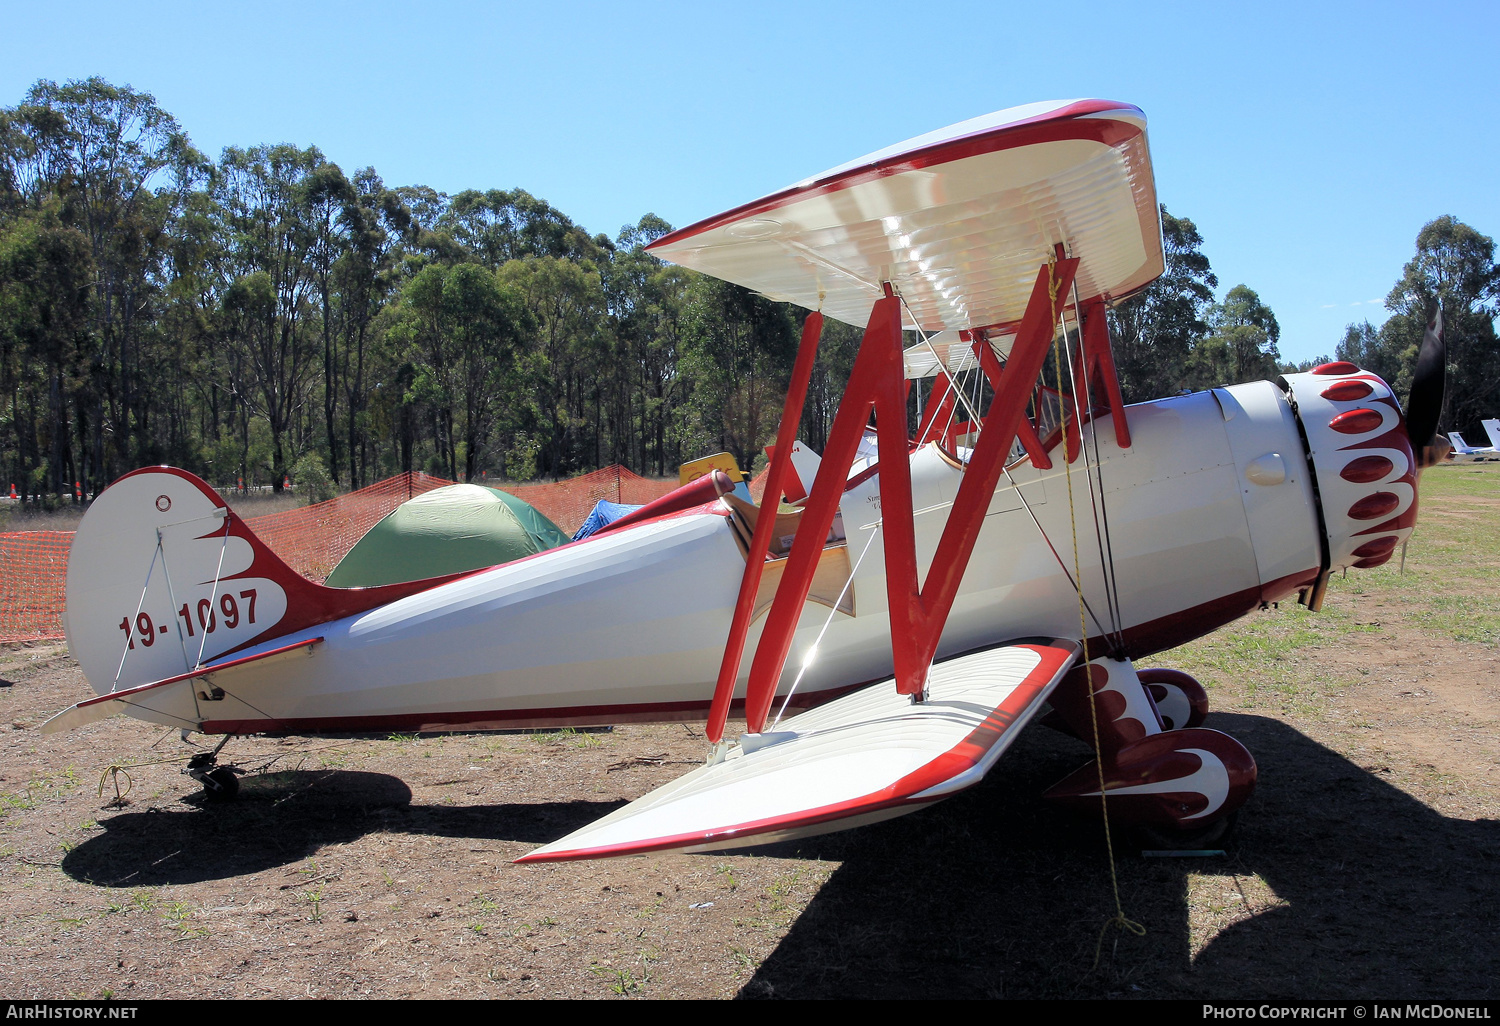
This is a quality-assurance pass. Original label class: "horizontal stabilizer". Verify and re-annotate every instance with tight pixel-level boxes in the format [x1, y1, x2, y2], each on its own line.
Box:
[41, 637, 322, 734]
[517, 638, 1078, 862]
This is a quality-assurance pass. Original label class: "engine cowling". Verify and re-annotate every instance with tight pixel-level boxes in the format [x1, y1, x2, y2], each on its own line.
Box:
[1281, 362, 1419, 573]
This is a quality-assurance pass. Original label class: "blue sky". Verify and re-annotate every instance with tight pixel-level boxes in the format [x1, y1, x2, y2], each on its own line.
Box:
[2, 0, 1494, 365]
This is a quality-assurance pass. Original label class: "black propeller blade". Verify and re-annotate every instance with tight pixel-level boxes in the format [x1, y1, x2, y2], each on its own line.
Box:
[1406, 305, 1446, 464]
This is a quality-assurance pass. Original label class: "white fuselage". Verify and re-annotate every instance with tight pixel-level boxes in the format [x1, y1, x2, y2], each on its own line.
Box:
[74, 382, 1326, 735]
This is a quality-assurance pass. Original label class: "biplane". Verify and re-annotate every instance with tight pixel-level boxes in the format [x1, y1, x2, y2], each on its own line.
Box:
[43, 99, 1446, 861]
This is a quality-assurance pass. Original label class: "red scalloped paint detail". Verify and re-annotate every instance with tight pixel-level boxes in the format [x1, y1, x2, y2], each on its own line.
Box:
[1321, 380, 1374, 401]
[1352, 537, 1399, 559]
[1313, 361, 1360, 376]
[1340, 455, 1394, 483]
[1353, 504, 1420, 536]
[1353, 552, 1395, 569]
[1330, 409, 1385, 434]
[1348, 492, 1400, 520]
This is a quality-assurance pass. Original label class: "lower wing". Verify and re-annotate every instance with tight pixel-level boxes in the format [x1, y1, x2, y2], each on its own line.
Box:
[517, 637, 1079, 862]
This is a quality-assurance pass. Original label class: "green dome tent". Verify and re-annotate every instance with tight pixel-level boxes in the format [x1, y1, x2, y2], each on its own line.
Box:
[325, 484, 572, 588]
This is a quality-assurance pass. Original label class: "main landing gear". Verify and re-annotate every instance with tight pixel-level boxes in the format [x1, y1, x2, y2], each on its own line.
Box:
[1041, 658, 1255, 849]
[183, 733, 239, 802]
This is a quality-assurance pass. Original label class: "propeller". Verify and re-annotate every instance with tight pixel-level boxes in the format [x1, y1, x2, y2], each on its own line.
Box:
[1406, 305, 1447, 468]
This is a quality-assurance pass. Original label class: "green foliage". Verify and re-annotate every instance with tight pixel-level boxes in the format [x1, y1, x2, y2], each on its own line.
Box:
[17, 77, 1488, 506]
[1110, 206, 1218, 402]
[2, 77, 836, 500]
[292, 451, 335, 503]
[1184, 285, 1282, 390]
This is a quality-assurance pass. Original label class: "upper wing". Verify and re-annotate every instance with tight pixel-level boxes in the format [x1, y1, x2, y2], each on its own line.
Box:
[517, 638, 1079, 862]
[647, 100, 1161, 333]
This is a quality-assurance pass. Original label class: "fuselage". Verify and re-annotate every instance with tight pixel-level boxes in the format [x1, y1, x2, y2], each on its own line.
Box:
[65, 369, 1412, 736]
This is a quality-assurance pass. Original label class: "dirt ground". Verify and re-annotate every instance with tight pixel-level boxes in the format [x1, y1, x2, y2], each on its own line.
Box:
[0, 470, 1496, 1000]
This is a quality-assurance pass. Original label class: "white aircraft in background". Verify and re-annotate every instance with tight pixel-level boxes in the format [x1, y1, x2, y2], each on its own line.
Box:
[45, 100, 1447, 860]
[1447, 431, 1496, 460]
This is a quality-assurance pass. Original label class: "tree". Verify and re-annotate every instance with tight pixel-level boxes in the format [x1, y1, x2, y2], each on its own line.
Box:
[1108, 206, 1218, 401]
[1184, 284, 1282, 389]
[390, 262, 532, 481]
[680, 276, 797, 471]
[214, 144, 328, 488]
[8, 78, 202, 489]
[499, 254, 608, 476]
[1335, 320, 1402, 386]
[1380, 216, 1499, 435]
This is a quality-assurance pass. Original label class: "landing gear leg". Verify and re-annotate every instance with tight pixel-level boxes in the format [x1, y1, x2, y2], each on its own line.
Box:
[184, 735, 239, 803]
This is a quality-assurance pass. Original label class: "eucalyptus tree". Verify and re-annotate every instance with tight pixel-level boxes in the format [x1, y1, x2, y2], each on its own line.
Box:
[443, 188, 600, 268]
[390, 262, 533, 481]
[1381, 216, 1500, 435]
[499, 254, 609, 476]
[6, 78, 202, 490]
[1336, 320, 1403, 388]
[213, 143, 329, 488]
[1108, 206, 1218, 401]
[679, 274, 798, 472]
[0, 204, 92, 497]
[334, 168, 413, 487]
[303, 160, 355, 482]
[1185, 284, 1282, 389]
[605, 215, 695, 475]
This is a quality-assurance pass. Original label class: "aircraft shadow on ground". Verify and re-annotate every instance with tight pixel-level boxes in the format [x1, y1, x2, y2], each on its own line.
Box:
[60, 769, 624, 887]
[732, 713, 1500, 1001]
[56, 714, 1500, 999]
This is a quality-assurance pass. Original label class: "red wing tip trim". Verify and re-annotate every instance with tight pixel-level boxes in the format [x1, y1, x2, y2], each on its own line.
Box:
[511, 796, 944, 864]
[647, 100, 1145, 253]
[515, 640, 1077, 863]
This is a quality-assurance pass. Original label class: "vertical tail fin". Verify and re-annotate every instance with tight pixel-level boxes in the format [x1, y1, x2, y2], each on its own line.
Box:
[65, 467, 463, 695]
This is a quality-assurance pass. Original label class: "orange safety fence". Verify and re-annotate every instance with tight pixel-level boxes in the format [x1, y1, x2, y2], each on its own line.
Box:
[0, 531, 73, 645]
[245, 471, 456, 585]
[0, 465, 683, 644]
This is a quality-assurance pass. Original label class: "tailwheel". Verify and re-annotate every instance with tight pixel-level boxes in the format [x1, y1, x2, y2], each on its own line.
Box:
[201, 767, 239, 803]
[184, 735, 240, 803]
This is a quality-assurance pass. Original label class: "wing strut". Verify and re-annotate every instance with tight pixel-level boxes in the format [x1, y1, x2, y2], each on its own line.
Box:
[1078, 299, 1132, 450]
[914, 369, 957, 445]
[705, 311, 825, 744]
[715, 258, 1079, 737]
[968, 331, 1053, 469]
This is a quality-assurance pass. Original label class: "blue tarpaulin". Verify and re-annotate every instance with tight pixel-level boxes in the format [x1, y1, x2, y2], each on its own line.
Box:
[572, 499, 644, 541]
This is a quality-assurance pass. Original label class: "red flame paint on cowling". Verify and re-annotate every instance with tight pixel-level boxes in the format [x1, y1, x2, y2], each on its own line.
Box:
[1340, 455, 1394, 483]
[1321, 380, 1374, 402]
[1330, 408, 1385, 434]
[1282, 369, 1418, 575]
[1337, 393, 1420, 541]
[1348, 492, 1400, 520]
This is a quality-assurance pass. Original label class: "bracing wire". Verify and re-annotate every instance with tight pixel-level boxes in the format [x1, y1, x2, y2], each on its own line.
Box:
[1045, 255, 1144, 962]
[1064, 273, 1128, 650]
[1059, 283, 1125, 650]
[769, 521, 883, 731]
[897, 296, 1112, 637]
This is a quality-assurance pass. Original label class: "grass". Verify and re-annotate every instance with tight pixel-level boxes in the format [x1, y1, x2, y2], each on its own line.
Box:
[302, 885, 325, 923]
[162, 900, 207, 940]
[527, 727, 606, 749]
[1167, 464, 1500, 704]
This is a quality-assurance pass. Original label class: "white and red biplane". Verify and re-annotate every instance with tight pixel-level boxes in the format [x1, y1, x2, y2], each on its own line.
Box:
[44, 99, 1446, 861]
